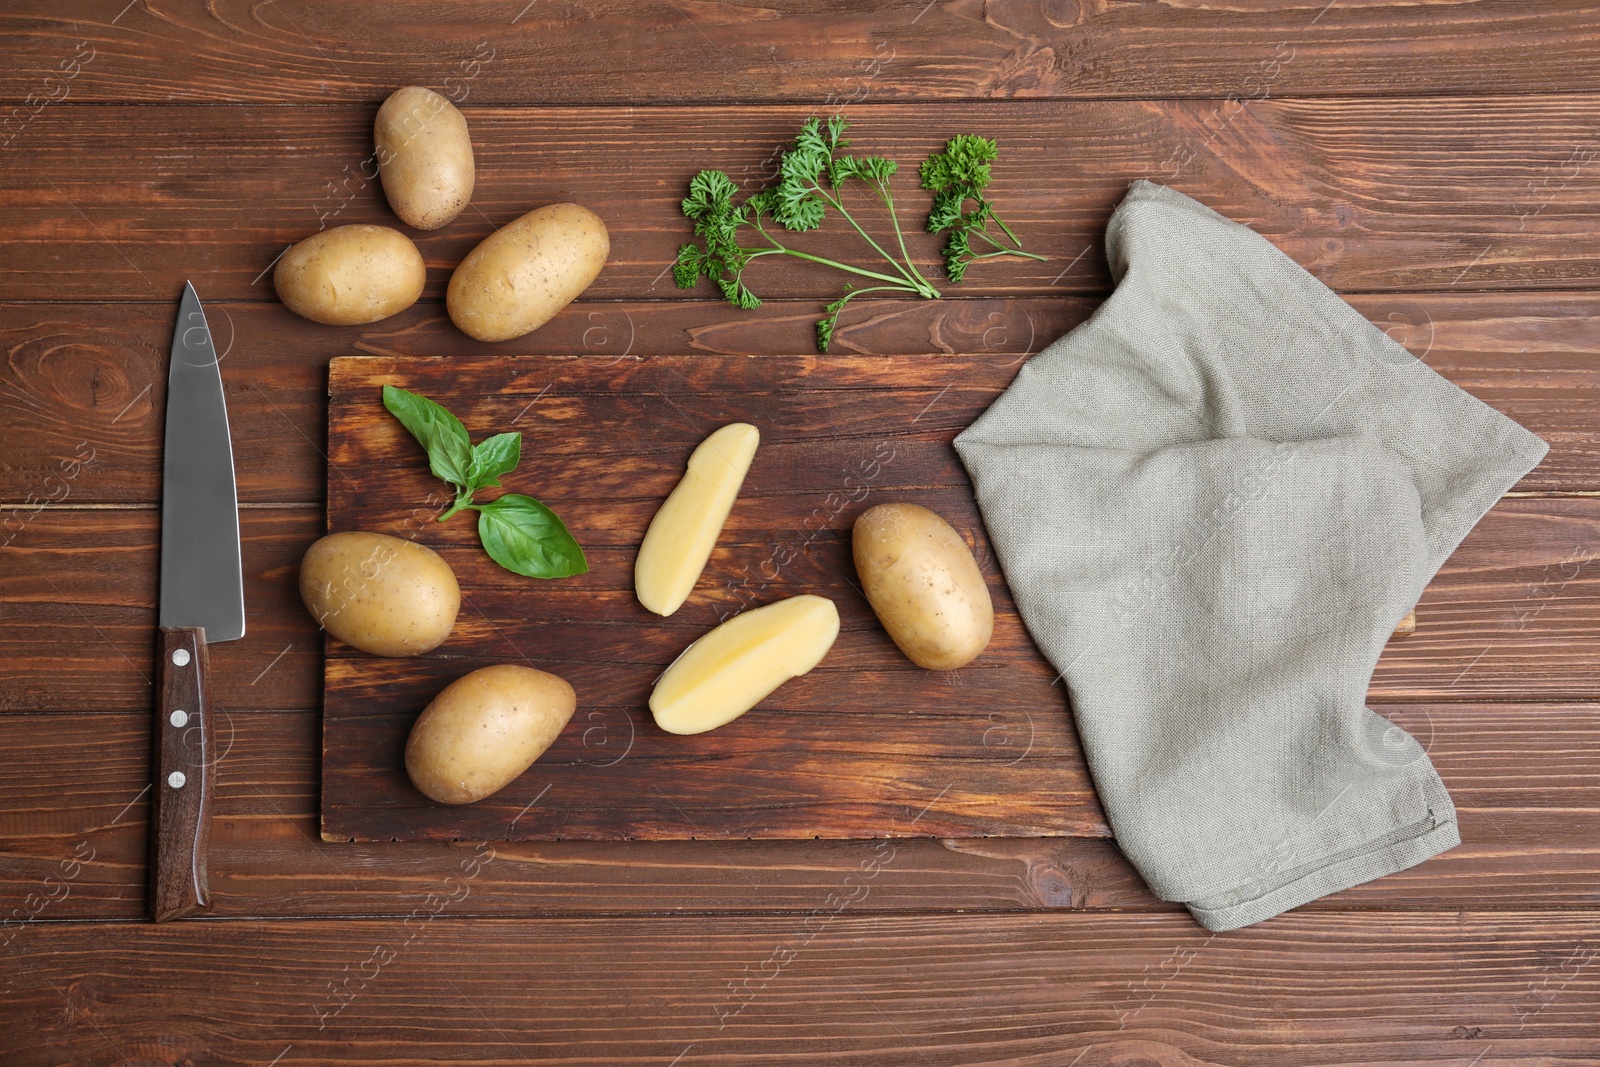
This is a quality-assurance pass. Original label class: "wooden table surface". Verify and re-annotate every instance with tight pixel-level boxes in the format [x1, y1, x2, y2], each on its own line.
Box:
[3, 3, 1599, 1063]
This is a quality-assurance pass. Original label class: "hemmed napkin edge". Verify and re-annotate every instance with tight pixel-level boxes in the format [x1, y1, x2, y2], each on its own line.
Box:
[1183, 811, 1461, 932]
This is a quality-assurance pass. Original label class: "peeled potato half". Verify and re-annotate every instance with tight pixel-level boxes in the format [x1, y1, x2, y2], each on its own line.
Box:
[650, 595, 839, 736]
[635, 422, 759, 617]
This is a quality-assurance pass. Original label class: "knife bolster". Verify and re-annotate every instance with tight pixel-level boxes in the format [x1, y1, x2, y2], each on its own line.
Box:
[150, 626, 215, 922]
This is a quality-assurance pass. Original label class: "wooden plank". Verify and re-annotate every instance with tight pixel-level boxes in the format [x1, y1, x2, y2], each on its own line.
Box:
[4, 704, 1598, 920]
[3, 100, 1599, 302]
[4, 292, 1597, 505]
[0, 506, 322, 713]
[2, 494, 1595, 720]
[1379, 496, 1600, 701]
[0, 300, 331, 506]
[0, 709, 1127, 920]
[6, 2, 1600, 104]
[3, 912, 1597, 1063]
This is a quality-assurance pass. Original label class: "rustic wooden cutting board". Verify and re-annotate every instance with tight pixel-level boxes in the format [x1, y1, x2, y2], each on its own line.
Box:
[321, 353, 1102, 842]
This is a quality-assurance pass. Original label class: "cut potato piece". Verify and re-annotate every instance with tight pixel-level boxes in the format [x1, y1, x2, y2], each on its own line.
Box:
[650, 595, 839, 735]
[635, 422, 759, 616]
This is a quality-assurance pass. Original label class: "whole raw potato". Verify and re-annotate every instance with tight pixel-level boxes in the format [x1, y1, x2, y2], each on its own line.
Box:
[375, 86, 475, 230]
[299, 531, 459, 656]
[852, 503, 994, 671]
[274, 224, 426, 326]
[446, 203, 609, 342]
[405, 664, 577, 805]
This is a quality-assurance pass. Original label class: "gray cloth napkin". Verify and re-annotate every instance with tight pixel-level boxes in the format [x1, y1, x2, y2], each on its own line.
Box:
[955, 180, 1548, 930]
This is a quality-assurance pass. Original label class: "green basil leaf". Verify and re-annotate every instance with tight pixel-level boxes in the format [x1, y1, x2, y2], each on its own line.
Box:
[382, 384, 472, 488]
[474, 494, 588, 578]
[467, 432, 522, 492]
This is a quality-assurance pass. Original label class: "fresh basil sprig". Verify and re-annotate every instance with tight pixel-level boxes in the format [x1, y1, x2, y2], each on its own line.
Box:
[381, 384, 587, 579]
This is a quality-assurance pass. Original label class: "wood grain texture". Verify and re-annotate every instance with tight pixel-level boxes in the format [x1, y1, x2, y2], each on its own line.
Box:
[0, 506, 322, 713]
[3, 100, 1600, 302]
[4, 912, 1597, 1064]
[4, 704, 1598, 920]
[6, 2, 1600, 104]
[11, 495, 1593, 717]
[319, 353, 1046, 840]
[4, 292, 1598, 505]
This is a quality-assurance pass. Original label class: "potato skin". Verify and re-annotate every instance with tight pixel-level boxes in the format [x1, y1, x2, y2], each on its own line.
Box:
[274, 224, 426, 326]
[446, 203, 609, 342]
[299, 531, 459, 657]
[405, 664, 577, 805]
[375, 86, 475, 230]
[852, 503, 994, 671]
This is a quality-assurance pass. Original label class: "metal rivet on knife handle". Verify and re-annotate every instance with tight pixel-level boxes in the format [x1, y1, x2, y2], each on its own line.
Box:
[152, 627, 215, 922]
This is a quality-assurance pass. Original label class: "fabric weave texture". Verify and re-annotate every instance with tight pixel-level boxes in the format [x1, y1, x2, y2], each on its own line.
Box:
[954, 180, 1548, 930]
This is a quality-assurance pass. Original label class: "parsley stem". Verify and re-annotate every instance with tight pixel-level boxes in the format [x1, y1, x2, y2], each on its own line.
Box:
[749, 224, 927, 290]
[815, 186, 939, 298]
[993, 213, 1024, 247]
[834, 284, 906, 306]
[875, 178, 940, 295]
[968, 248, 1048, 263]
[969, 228, 1048, 261]
[777, 248, 926, 289]
[969, 228, 1010, 252]
[816, 284, 906, 352]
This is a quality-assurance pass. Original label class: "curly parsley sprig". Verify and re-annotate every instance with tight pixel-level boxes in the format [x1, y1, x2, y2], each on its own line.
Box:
[674, 117, 1042, 351]
[674, 115, 949, 352]
[920, 134, 1045, 283]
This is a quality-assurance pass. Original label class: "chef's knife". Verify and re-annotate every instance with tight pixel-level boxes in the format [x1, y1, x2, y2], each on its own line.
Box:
[151, 281, 244, 922]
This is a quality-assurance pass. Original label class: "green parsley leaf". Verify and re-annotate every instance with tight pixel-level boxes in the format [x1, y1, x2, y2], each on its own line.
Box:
[682, 169, 739, 221]
[716, 276, 762, 310]
[673, 244, 706, 289]
[815, 316, 835, 353]
[920, 134, 1044, 281]
[926, 187, 965, 233]
[919, 134, 997, 198]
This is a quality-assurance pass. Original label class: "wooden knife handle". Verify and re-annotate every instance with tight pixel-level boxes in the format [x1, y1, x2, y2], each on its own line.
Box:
[150, 626, 215, 922]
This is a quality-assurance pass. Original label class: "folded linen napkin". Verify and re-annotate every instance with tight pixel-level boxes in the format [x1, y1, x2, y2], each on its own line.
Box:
[954, 180, 1548, 930]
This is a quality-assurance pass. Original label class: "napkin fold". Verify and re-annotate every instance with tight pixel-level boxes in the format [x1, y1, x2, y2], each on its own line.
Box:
[954, 181, 1548, 930]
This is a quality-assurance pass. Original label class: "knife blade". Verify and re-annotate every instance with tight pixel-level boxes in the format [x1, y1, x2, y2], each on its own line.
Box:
[151, 281, 244, 922]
